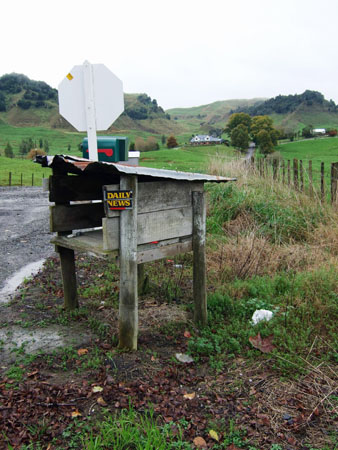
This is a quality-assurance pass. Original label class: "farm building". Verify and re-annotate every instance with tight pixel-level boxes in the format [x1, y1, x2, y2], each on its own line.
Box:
[190, 135, 223, 145]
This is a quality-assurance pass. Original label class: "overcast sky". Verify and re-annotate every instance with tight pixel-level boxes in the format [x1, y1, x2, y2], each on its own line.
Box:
[1, 0, 338, 110]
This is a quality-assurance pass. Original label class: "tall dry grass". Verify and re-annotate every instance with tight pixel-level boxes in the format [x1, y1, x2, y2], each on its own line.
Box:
[206, 157, 338, 282]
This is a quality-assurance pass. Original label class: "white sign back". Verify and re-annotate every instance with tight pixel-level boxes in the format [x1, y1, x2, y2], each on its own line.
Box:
[58, 62, 124, 160]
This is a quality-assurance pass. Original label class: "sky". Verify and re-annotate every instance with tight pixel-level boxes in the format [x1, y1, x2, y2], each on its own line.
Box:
[2, 0, 338, 110]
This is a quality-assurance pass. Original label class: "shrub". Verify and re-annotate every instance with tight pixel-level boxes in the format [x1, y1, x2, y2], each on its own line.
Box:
[26, 148, 47, 160]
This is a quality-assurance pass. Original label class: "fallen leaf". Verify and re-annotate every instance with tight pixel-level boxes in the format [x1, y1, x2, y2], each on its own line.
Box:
[71, 409, 82, 418]
[77, 348, 88, 356]
[183, 392, 196, 400]
[209, 429, 219, 441]
[184, 330, 192, 338]
[249, 333, 276, 353]
[92, 386, 103, 393]
[151, 355, 156, 361]
[193, 436, 207, 448]
[97, 396, 107, 406]
[27, 370, 38, 377]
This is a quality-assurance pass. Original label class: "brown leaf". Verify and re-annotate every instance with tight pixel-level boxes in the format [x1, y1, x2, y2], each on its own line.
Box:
[71, 409, 82, 418]
[97, 396, 107, 406]
[77, 348, 88, 356]
[249, 333, 276, 353]
[183, 392, 196, 400]
[184, 330, 192, 338]
[227, 445, 241, 450]
[193, 436, 207, 448]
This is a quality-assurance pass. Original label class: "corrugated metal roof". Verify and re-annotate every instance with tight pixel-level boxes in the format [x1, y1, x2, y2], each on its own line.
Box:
[38, 155, 236, 183]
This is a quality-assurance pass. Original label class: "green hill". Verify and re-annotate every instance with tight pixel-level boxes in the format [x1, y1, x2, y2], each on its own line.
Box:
[0, 73, 179, 135]
[166, 98, 266, 135]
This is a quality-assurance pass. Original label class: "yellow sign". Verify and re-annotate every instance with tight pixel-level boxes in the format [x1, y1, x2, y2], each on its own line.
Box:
[66, 73, 74, 81]
[105, 190, 133, 210]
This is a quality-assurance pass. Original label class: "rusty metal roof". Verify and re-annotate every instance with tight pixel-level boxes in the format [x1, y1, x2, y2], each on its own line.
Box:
[37, 155, 236, 183]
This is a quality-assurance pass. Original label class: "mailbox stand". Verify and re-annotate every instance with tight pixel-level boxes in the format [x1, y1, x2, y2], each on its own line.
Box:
[41, 155, 234, 350]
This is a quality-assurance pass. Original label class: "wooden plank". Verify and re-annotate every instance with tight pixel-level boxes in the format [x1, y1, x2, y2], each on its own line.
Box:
[51, 230, 110, 256]
[137, 238, 192, 263]
[50, 202, 105, 232]
[50, 174, 119, 203]
[59, 246, 78, 310]
[192, 191, 207, 326]
[103, 207, 193, 251]
[104, 180, 202, 217]
[119, 175, 138, 351]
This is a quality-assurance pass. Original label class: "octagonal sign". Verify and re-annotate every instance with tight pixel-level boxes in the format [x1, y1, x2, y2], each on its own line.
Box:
[58, 63, 124, 132]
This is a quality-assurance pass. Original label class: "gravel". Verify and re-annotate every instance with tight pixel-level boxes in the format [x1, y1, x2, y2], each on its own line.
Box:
[0, 186, 55, 290]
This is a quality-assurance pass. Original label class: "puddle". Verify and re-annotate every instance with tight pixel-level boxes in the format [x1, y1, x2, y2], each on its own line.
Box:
[0, 325, 93, 365]
[0, 259, 45, 304]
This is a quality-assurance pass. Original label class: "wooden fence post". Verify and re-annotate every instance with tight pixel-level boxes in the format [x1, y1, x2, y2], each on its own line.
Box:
[282, 160, 285, 184]
[9, 172, 11, 186]
[331, 162, 338, 204]
[308, 161, 313, 197]
[59, 246, 78, 310]
[273, 159, 278, 181]
[32, 173, 34, 186]
[119, 175, 138, 350]
[192, 190, 207, 326]
[321, 162, 325, 202]
[20, 173, 23, 187]
[287, 160, 291, 185]
[300, 160, 304, 192]
[293, 159, 299, 190]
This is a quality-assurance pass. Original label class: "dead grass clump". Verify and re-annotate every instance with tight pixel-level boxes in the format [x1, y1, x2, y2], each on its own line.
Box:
[309, 218, 338, 256]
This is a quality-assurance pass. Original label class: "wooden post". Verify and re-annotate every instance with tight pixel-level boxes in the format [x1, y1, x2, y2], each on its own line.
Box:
[59, 246, 78, 310]
[321, 162, 325, 202]
[20, 173, 23, 187]
[282, 160, 285, 184]
[9, 172, 11, 186]
[119, 175, 138, 350]
[192, 190, 207, 326]
[137, 263, 149, 296]
[331, 162, 338, 204]
[273, 159, 278, 181]
[32, 173, 34, 186]
[293, 159, 299, 191]
[287, 160, 291, 185]
[308, 161, 313, 197]
[300, 160, 304, 192]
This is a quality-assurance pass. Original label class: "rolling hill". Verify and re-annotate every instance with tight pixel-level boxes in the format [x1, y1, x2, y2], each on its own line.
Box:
[0, 73, 181, 135]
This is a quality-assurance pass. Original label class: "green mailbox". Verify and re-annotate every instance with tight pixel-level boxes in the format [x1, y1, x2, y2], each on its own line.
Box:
[81, 136, 129, 162]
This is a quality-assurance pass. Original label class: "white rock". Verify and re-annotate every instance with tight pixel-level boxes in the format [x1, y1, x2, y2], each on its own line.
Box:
[252, 309, 273, 325]
[175, 353, 194, 363]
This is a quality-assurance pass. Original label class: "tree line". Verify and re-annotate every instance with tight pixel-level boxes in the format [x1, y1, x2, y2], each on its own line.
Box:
[2, 138, 50, 158]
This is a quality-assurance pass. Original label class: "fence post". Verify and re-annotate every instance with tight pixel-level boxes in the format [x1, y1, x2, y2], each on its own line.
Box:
[300, 160, 304, 192]
[293, 159, 299, 190]
[331, 162, 338, 204]
[321, 162, 325, 202]
[308, 161, 313, 197]
[32, 173, 34, 186]
[9, 172, 11, 187]
[287, 160, 291, 185]
[21, 173, 23, 187]
[273, 159, 278, 180]
[282, 160, 285, 184]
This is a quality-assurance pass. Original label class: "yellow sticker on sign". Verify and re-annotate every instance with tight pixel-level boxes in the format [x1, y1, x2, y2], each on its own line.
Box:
[66, 73, 74, 81]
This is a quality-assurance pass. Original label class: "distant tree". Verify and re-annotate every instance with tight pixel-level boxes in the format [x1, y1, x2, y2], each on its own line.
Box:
[167, 135, 178, 148]
[225, 113, 252, 135]
[230, 124, 249, 151]
[0, 92, 6, 111]
[19, 139, 29, 155]
[4, 142, 14, 158]
[256, 129, 274, 155]
[129, 142, 135, 151]
[39, 138, 43, 148]
[67, 144, 71, 152]
[161, 135, 166, 145]
[251, 115, 279, 146]
[302, 126, 313, 138]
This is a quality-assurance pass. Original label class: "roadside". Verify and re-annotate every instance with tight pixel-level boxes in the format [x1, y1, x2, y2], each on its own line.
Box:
[0, 186, 55, 293]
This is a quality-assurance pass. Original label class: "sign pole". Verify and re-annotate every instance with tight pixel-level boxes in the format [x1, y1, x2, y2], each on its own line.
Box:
[83, 61, 98, 161]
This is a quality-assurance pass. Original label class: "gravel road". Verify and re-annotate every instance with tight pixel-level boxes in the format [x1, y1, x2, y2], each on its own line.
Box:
[0, 186, 54, 290]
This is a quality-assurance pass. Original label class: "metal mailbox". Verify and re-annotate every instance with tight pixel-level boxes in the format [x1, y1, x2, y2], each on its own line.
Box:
[81, 136, 129, 162]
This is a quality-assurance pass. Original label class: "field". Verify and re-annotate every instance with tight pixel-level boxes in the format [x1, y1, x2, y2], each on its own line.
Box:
[275, 137, 338, 198]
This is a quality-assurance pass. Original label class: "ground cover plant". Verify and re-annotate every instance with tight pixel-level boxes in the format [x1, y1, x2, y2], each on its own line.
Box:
[0, 157, 337, 449]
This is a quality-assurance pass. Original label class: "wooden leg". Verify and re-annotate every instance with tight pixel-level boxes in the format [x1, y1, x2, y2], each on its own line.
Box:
[192, 191, 207, 325]
[119, 175, 138, 350]
[59, 246, 78, 310]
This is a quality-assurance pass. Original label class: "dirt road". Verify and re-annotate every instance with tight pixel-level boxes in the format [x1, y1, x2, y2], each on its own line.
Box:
[0, 186, 54, 291]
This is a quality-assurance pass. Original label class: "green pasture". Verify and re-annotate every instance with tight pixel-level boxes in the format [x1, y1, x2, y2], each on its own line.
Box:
[139, 145, 237, 173]
[274, 137, 338, 198]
